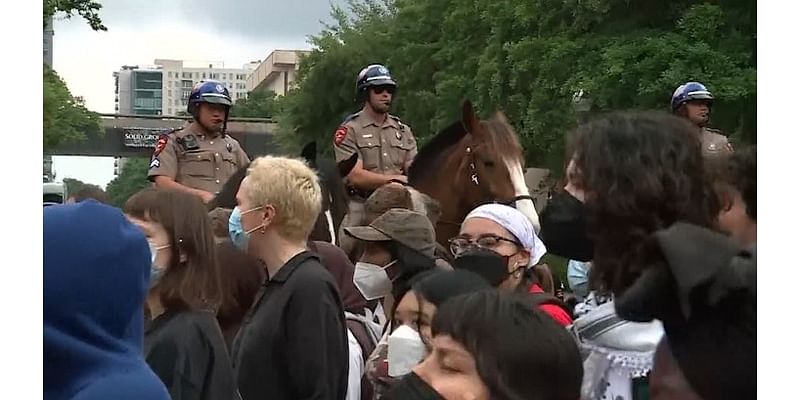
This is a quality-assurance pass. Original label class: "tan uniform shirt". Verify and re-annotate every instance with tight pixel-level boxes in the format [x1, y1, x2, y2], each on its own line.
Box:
[333, 112, 418, 179]
[701, 127, 734, 157]
[148, 126, 251, 194]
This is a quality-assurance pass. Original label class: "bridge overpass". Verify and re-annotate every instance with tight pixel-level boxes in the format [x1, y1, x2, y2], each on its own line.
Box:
[49, 114, 280, 158]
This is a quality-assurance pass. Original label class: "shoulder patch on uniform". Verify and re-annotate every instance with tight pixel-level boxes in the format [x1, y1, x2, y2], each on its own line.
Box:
[334, 125, 348, 146]
[149, 158, 160, 169]
[153, 134, 169, 157]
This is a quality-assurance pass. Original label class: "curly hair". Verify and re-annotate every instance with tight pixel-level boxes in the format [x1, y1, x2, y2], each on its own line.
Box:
[572, 112, 720, 295]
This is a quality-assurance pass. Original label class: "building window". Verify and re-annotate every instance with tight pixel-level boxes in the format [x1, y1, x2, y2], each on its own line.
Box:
[194, 72, 199, 79]
[168, 107, 172, 115]
[168, 71, 172, 78]
[211, 73, 219, 80]
[202, 72, 206, 79]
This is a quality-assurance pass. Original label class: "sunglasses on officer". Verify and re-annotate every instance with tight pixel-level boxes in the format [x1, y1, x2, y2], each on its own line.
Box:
[371, 85, 395, 95]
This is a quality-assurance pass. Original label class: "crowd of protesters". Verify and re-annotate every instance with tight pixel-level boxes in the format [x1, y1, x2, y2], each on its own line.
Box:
[44, 110, 755, 400]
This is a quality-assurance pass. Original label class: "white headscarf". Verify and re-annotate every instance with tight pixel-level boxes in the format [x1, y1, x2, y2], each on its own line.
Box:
[463, 204, 548, 266]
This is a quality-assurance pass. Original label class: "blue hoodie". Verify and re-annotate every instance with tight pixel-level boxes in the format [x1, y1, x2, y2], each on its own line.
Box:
[44, 200, 170, 400]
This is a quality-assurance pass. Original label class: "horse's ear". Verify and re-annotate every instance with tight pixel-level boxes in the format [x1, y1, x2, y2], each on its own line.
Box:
[301, 141, 317, 166]
[338, 152, 358, 178]
[461, 100, 481, 136]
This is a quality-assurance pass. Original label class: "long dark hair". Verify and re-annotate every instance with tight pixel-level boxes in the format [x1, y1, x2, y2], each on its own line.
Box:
[124, 188, 223, 312]
[572, 112, 720, 295]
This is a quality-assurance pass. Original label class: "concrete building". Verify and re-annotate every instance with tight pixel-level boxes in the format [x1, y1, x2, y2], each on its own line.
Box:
[113, 60, 258, 117]
[113, 65, 163, 116]
[155, 59, 258, 116]
[246, 50, 309, 95]
[44, 17, 54, 66]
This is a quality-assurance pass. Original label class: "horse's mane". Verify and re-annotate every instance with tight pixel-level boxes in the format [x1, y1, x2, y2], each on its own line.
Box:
[408, 120, 467, 185]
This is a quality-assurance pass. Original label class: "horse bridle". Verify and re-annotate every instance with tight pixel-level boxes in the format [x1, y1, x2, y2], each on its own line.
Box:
[434, 146, 534, 227]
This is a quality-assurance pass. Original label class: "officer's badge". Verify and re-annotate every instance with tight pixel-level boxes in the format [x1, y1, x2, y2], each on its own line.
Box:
[226, 142, 233, 152]
[216, 84, 224, 93]
[395, 130, 402, 140]
[153, 134, 169, 157]
[378, 66, 389, 75]
[149, 158, 160, 169]
[708, 143, 718, 151]
[334, 126, 348, 146]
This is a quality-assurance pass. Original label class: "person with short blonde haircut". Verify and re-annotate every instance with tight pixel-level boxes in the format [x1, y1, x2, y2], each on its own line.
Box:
[230, 156, 349, 400]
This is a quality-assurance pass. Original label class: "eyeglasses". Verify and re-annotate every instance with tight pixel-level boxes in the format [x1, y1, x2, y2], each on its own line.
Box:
[448, 234, 520, 256]
[372, 86, 395, 95]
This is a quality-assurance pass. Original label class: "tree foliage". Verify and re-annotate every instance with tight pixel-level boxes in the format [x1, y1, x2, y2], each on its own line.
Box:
[43, 66, 102, 152]
[106, 158, 151, 207]
[278, 0, 756, 170]
[230, 90, 283, 119]
[44, 0, 106, 31]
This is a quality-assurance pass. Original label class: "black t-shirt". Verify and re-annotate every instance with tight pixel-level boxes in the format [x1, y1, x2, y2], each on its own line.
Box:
[145, 309, 238, 400]
[231, 251, 349, 400]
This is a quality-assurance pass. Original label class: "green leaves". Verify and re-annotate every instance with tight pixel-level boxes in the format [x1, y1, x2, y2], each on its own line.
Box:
[43, 66, 102, 152]
[277, 0, 755, 170]
[106, 158, 151, 207]
[43, 0, 106, 31]
[230, 90, 283, 119]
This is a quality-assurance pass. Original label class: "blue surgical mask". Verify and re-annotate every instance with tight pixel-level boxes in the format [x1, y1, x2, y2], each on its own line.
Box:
[148, 242, 169, 288]
[229, 206, 249, 251]
[150, 264, 165, 287]
[229, 206, 265, 252]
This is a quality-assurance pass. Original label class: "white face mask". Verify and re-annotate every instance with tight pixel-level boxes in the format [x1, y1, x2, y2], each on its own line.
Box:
[353, 260, 395, 300]
[388, 324, 427, 377]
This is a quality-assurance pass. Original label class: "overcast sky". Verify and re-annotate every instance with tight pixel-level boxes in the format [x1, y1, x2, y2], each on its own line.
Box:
[51, 0, 343, 188]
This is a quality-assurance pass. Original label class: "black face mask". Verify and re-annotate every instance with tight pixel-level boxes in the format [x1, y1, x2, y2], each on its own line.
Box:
[385, 371, 445, 400]
[539, 191, 594, 262]
[453, 248, 517, 287]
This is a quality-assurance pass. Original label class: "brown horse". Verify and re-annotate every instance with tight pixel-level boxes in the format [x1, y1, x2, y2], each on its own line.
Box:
[408, 100, 540, 248]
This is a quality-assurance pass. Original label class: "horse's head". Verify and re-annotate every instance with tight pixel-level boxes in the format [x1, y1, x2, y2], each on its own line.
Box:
[457, 100, 524, 206]
[409, 100, 539, 246]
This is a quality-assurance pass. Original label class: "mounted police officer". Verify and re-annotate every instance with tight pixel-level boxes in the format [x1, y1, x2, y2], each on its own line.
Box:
[333, 64, 418, 257]
[671, 81, 734, 156]
[148, 80, 250, 204]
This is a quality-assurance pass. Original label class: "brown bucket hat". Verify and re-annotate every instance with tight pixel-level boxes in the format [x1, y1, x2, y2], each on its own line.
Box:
[364, 183, 414, 224]
[344, 208, 436, 258]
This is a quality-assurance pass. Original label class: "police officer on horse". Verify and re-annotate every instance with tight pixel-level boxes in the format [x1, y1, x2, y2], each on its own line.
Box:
[333, 64, 419, 256]
[671, 81, 734, 155]
[148, 80, 251, 204]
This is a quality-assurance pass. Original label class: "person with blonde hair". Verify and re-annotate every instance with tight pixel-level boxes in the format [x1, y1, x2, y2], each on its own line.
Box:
[230, 156, 349, 400]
